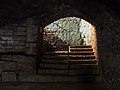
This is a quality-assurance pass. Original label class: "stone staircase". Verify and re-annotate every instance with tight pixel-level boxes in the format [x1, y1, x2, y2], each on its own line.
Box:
[0, 52, 36, 82]
[38, 45, 99, 78]
[0, 46, 100, 82]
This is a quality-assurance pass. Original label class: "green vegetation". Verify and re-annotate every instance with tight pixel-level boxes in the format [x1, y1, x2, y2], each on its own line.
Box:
[45, 17, 92, 45]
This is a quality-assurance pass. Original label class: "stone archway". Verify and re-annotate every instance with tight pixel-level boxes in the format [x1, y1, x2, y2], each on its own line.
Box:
[35, 8, 100, 79]
[35, 6, 100, 63]
[0, 1, 120, 89]
[34, 4, 120, 88]
[43, 17, 98, 60]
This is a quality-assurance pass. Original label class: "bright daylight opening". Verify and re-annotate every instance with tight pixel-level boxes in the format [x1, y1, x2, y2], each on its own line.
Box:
[44, 17, 96, 51]
[38, 17, 98, 76]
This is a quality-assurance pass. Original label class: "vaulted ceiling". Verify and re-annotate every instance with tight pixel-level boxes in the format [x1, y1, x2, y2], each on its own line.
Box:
[0, 0, 120, 26]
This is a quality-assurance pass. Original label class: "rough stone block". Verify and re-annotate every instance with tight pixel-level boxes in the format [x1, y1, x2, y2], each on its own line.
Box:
[0, 55, 12, 60]
[3, 62, 17, 70]
[0, 48, 6, 53]
[27, 18, 36, 25]
[0, 62, 5, 72]
[7, 49, 25, 53]
[19, 70, 35, 82]
[26, 43, 36, 48]
[14, 32, 26, 36]
[1, 72, 17, 82]
[4, 30, 13, 36]
[27, 25, 38, 42]
[17, 27, 26, 32]
[0, 41, 7, 44]
[13, 55, 35, 63]
[26, 43, 37, 55]
[0, 30, 4, 35]
[14, 36, 26, 41]
[1, 45, 14, 49]
[14, 46, 25, 50]
[6, 41, 14, 45]
[7, 41, 25, 46]
[1, 36, 13, 41]
[18, 62, 34, 70]
[26, 47, 36, 55]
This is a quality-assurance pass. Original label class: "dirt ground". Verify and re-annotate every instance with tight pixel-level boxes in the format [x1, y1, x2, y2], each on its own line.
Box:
[0, 81, 109, 90]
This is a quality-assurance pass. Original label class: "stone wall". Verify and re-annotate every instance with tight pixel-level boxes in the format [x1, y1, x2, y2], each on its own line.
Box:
[0, 11, 120, 90]
[0, 18, 38, 82]
[96, 12, 120, 90]
[0, 22, 26, 53]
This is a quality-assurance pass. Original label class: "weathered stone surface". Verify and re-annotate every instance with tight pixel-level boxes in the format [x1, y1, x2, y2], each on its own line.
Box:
[0, 1, 120, 89]
[0, 55, 12, 60]
[27, 25, 38, 42]
[13, 36, 26, 41]
[1, 36, 13, 41]
[2, 72, 17, 82]
[14, 32, 26, 36]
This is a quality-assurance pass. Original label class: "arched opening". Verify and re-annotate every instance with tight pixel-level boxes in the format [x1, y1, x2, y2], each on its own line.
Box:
[0, 1, 119, 89]
[44, 17, 97, 49]
[43, 17, 98, 60]
[37, 17, 99, 77]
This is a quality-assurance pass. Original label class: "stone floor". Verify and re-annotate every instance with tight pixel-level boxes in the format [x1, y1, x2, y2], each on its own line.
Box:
[0, 82, 109, 90]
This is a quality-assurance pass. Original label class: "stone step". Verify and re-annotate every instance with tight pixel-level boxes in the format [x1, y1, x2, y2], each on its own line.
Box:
[41, 59, 97, 64]
[69, 64, 98, 69]
[70, 48, 93, 51]
[40, 63, 98, 70]
[44, 51, 94, 55]
[38, 69, 68, 75]
[68, 60, 97, 64]
[68, 69, 99, 75]
[41, 59, 68, 64]
[42, 55, 68, 60]
[70, 51, 94, 55]
[39, 45, 97, 78]
[38, 67, 99, 76]
[35, 75, 100, 82]
[1, 71, 100, 82]
[42, 55, 95, 60]
[40, 63, 68, 69]
[70, 45, 92, 48]
[69, 55, 95, 60]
